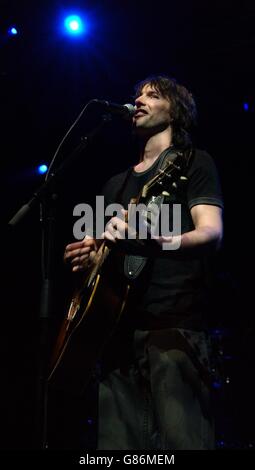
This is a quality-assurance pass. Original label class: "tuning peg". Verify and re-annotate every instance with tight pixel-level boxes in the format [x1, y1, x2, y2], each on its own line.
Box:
[179, 176, 188, 181]
[162, 190, 170, 196]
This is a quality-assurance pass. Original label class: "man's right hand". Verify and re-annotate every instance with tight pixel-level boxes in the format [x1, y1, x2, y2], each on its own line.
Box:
[64, 236, 98, 273]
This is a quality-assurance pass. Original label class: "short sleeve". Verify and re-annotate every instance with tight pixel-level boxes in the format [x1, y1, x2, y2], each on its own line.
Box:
[92, 170, 129, 238]
[186, 150, 224, 210]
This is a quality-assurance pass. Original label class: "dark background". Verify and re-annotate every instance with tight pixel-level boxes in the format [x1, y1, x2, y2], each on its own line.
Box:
[1, 0, 254, 449]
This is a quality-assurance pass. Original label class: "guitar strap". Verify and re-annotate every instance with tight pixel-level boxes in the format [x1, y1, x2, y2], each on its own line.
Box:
[123, 146, 194, 280]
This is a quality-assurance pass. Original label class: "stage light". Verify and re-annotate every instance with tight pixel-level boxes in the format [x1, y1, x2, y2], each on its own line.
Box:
[243, 102, 249, 111]
[8, 27, 18, 35]
[218, 440, 225, 447]
[212, 380, 222, 390]
[38, 164, 48, 174]
[64, 15, 86, 36]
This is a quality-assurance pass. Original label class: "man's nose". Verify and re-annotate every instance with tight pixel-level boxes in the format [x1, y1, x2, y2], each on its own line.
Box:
[135, 95, 146, 107]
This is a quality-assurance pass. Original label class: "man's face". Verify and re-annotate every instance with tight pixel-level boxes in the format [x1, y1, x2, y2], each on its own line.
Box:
[133, 83, 172, 136]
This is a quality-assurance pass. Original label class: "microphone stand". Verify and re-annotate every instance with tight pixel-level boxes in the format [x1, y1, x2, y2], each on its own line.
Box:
[8, 115, 111, 449]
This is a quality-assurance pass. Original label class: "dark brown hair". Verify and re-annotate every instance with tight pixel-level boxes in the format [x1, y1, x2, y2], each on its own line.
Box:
[134, 75, 197, 148]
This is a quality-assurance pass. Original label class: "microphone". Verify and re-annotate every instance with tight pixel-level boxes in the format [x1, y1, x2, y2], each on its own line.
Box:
[91, 99, 136, 119]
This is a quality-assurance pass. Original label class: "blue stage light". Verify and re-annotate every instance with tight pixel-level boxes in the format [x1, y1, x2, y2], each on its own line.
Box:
[243, 102, 249, 111]
[64, 15, 86, 36]
[212, 380, 222, 390]
[8, 27, 18, 35]
[38, 164, 48, 174]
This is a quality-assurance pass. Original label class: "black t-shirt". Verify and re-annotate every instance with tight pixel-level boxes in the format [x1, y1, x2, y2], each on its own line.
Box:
[100, 148, 223, 330]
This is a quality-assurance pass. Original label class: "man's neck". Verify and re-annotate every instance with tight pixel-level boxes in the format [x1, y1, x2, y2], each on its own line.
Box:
[136, 128, 173, 171]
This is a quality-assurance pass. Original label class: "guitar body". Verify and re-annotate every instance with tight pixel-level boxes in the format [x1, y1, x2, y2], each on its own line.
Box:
[48, 245, 130, 395]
